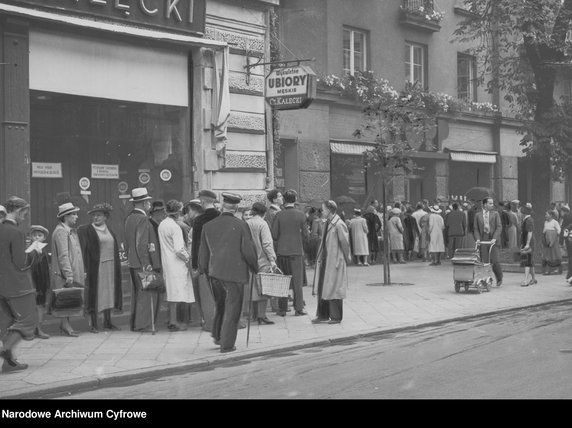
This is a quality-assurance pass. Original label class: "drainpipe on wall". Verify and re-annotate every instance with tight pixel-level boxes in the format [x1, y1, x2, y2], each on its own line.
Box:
[491, 2, 503, 202]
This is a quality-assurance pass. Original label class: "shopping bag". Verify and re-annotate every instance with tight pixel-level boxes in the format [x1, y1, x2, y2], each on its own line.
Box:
[137, 271, 166, 293]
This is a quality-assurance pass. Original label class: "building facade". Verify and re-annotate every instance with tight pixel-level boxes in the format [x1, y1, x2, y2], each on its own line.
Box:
[275, 0, 567, 209]
[0, 0, 277, 242]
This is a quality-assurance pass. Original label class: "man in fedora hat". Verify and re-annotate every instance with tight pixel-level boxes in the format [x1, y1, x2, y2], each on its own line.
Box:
[124, 188, 160, 332]
[474, 197, 503, 286]
[190, 190, 220, 332]
[199, 192, 258, 353]
[0, 197, 38, 373]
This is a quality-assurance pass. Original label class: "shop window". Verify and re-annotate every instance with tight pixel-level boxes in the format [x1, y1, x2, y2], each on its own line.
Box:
[30, 91, 188, 243]
[343, 27, 368, 75]
[457, 53, 477, 101]
[331, 153, 367, 207]
[405, 42, 427, 88]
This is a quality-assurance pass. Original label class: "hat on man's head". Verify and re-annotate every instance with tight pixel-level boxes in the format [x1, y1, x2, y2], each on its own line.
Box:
[149, 200, 166, 214]
[430, 205, 442, 214]
[30, 225, 49, 237]
[221, 192, 242, 205]
[188, 199, 202, 210]
[354, 208, 361, 215]
[88, 203, 112, 215]
[57, 202, 80, 218]
[0, 205, 6, 214]
[391, 208, 401, 215]
[129, 187, 152, 202]
[521, 203, 533, 215]
[511, 199, 520, 205]
[198, 189, 217, 200]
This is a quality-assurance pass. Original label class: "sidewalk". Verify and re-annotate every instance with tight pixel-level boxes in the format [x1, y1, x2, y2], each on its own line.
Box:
[1, 260, 571, 399]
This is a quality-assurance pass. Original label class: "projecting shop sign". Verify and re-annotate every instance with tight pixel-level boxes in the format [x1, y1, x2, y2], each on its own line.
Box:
[265, 65, 316, 110]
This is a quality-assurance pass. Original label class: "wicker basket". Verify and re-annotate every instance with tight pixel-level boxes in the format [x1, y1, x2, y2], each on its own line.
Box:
[258, 270, 292, 297]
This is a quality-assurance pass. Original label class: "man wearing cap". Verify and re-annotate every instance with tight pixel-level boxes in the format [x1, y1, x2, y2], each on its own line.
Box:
[271, 189, 309, 316]
[124, 188, 159, 332]
[190, 190, 220, 332]
[199, 192, 258, 353]
[474, 197, 503, 286]
[0, 197, 39, 372]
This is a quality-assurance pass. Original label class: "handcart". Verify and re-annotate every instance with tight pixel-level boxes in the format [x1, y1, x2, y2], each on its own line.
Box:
[451, 241, 496, 294]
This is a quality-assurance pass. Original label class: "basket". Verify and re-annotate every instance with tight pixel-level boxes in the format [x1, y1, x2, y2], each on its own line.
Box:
[258, 269, 292, 297]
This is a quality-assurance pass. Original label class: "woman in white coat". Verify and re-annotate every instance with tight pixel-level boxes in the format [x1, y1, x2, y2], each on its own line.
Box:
[158, 200, 195, 331]
[312, 200, 351, 324]
[428, 205, 446, 265]
[348, 208, 370, 266]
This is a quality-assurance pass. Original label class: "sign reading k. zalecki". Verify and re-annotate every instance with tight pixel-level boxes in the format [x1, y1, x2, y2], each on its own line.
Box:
[265, 65, 316, 110]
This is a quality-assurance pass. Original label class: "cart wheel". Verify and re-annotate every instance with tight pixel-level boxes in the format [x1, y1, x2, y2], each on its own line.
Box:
[454, 282, 461, 293]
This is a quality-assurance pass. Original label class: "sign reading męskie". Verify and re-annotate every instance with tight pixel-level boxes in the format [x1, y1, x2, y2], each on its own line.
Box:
[265, 65, 316, 110]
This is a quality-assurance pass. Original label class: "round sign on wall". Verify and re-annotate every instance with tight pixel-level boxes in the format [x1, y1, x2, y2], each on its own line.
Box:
[138, 172, 151, 185]
[160, 169, 172, 182]
[79, 177, 91, 191]
[118, 181, 129, 193]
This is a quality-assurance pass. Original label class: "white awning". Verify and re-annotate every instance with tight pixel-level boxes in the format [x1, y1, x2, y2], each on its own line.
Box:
[0, 3, 227, 49]
[330, 142, 375, 155]
[448, 150, 497, 164]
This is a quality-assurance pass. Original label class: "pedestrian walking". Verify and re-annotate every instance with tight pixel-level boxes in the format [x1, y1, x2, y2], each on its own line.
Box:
[312, 200, 351, 324]
[271, 189, 309, 316]
[445, 203, 466, 259]
[387, 208, 406, 263]
[78, 203, 122, 333]
[28, 225, 51, 339]
[520, 203, 537, 287]
[541, 210, 562, 275]
[474, 197, 503, 286]
[198, 192, 258, 353]
[0, 197, 38, 373]
[190, 190, 220, 332]
[124, 188, 160, 333]
[348, 209, 369, 266]
[246, 202, 277, 324]
[428, 205, 446, 265]
[158, 200, 195, 331]
[50, 202, 85, 336]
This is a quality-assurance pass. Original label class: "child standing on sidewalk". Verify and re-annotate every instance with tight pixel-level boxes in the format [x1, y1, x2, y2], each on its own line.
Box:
[28, 225, 51, 339]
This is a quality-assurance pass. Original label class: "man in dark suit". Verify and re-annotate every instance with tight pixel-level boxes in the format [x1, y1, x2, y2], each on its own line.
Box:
[272, 189, 309, 316]
[474, 197, 503, 286]
[190, 189, 221, 332]
[0, 197, 38, 373]
[124, 188, 159, 332]
[198, 192, 258, 353]
[445, 202, 467, 258]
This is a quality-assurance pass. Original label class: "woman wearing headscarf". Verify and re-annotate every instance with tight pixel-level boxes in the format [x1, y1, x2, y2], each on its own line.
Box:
[158, 200, 195, 331]
[78, 203, 122, 333]
[428, 204, 446, 266]
[542, 209, 562, 275]
[50, 202, 85, 336]
[387, 207, 406, 263]
[312, 200, 351, 324]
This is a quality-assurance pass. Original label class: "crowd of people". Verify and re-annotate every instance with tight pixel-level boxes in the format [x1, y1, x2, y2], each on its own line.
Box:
[2, 188, 572, 373]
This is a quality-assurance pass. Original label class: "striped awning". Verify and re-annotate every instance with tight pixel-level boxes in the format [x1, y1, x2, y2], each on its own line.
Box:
[448, 150, 497, 164]
[330, 141, 375, 155]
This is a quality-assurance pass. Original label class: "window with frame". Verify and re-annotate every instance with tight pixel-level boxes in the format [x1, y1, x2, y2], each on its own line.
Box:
[404, 42, 426, 87]
[457, 53, 477, 101]
[343, 27, 367, 75]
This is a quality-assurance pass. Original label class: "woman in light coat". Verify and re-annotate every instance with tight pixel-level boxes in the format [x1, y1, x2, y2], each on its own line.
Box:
[158, 200, 195, 331]
[348, 209, 370, 266]
[542, 210, 562, 275]
[50, 202, 85, 337]
[312, 200, 351, 324]
[428, 205, 446, 265]
[387, 208, 406, 263]
[246, 202, 278, 324]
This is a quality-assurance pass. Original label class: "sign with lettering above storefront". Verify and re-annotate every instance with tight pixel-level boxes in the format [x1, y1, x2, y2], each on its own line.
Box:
[265, 65, 316, 110]
[92, 164, 119, 179]
[11, 0, 206, 35]
[32, 162, 63, 178]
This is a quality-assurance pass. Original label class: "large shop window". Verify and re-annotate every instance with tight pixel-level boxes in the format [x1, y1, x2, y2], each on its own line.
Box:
[330, 153, 367, 206]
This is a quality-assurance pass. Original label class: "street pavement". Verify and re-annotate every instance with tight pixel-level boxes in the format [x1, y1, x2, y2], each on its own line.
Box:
[1, 259, 572, 399]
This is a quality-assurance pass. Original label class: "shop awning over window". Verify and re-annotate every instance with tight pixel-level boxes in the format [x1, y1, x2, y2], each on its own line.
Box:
[330, 141, 376, 155]
[447, 149, 497, 164]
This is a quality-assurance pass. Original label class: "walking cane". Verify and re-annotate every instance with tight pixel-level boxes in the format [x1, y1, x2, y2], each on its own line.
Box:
[246, 273, 254, 347]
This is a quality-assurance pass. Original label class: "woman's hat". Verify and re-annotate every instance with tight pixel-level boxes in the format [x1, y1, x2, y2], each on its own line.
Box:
[391, 208, 401, 215]
[129, 187, 152, 202]
[30, 225, 49, 236]
[57, 202, 80, 218]
[149, 200, 166, 214]
[88, 203, 112, 215]
[430, 205, 442, 214]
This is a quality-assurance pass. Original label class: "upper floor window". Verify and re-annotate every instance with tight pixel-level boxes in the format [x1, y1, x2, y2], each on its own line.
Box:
[457, 53, 477, 101]
[404, 42, 427, 87]
[343, 27, 367, 75]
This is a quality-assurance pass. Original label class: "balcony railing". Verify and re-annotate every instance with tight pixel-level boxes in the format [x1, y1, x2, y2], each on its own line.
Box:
[399, 0, 443, 32]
